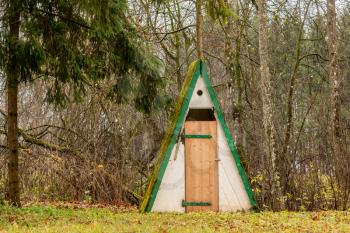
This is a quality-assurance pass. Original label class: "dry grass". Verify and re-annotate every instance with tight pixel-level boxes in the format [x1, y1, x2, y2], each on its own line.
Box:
[0, 204, 349, 232]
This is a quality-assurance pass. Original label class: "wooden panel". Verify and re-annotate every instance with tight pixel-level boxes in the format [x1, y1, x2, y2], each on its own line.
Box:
[184, 121, 218, 212]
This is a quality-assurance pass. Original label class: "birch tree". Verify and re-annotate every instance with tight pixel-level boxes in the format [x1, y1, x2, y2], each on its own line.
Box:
[326, 0, 349, 210]
[327, 0, 340, 154]
[257, 0, 281, 209]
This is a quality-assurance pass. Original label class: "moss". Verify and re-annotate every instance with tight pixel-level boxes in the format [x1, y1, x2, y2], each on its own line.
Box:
[139, 60, 199, 212]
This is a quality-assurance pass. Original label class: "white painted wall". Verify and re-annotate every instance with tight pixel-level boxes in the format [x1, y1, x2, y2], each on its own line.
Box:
[152, 76, 251, 212]
[152, 143, 185, 212]
[216, 120, 252, 211]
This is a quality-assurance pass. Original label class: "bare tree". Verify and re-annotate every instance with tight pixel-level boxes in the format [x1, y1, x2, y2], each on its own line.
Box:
[327, 0, 349, 210]
[257, 0, 281, 209]
[327, 0, 340, 155]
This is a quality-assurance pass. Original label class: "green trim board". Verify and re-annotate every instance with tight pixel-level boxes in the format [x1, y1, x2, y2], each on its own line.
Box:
[139, 60, 256, 212]
[139, 60, 201, 212]
[200, 62, 257, 207]
[144, 61, 200, 212]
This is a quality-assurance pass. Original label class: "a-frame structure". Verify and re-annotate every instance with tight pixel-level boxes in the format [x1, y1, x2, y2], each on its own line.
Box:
[140, 60, 256, 212]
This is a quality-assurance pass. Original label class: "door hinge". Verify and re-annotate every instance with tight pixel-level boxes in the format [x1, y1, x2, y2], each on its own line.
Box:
[182, 200, 211, 206]
[182, 134, 212, 139]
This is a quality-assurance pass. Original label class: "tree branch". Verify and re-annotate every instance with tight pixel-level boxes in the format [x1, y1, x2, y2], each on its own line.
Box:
[30, 8, 91, 29]
[0, 128, 81, 157]
[152, 24, 195, 35]
[18, 129, 80, 156]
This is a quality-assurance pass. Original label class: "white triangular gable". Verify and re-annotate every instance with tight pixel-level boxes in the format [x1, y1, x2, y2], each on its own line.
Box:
[189, 76, 213, 109]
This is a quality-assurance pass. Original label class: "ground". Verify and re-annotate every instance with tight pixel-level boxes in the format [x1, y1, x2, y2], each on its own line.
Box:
[0, 204, 349, 232]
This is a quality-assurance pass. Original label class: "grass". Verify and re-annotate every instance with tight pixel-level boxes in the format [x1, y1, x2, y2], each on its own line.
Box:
[0, 204, 350, 232]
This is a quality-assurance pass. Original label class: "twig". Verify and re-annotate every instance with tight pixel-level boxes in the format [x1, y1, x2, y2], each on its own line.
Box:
[30, 8, 91, 29]
[151, 24, 195, 35]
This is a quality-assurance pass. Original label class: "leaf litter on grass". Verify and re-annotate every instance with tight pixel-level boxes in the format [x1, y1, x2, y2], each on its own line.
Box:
[0, 204, 350, 232]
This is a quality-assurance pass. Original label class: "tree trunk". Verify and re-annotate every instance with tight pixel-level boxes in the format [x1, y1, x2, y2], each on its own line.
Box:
[233, 13, 243, 152]
[6, 1, 21, 207]
[224, 0, 244, 157]
[257, 0, 281, 210]
[327, 0, 344, 209]
[327, 0, 340, 155]
[196, 0, 203, 59]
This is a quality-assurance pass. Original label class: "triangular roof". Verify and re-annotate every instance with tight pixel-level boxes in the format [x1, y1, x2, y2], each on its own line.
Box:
[140, 60, 256, 212]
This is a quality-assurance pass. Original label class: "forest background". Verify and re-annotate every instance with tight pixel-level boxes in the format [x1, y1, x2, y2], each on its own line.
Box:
[0, 0, 349, 211]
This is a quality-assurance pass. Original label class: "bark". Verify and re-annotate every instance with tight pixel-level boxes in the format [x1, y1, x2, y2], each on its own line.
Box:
[196, 0, 203, 59]
[7, 0, 21, 207]
[234, 16, 243, 150]
[327, 0, 345, 209]
[327, 0, 340, 153]
[257, 0, 281, 210]
[224, 0, 244, 156]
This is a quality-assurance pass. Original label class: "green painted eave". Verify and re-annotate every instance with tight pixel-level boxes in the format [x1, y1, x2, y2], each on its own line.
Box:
[139, 60, 200, 212]
[200, 62, 257, 208]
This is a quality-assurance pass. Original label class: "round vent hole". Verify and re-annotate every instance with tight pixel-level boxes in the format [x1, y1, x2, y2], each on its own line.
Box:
[197, 90, 203, 96]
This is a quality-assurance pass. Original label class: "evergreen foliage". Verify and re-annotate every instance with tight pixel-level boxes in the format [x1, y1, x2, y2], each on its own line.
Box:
[0, 0, 165, 113]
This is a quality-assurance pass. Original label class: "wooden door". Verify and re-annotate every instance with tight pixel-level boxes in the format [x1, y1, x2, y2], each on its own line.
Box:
[184, 121, 218, 212]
